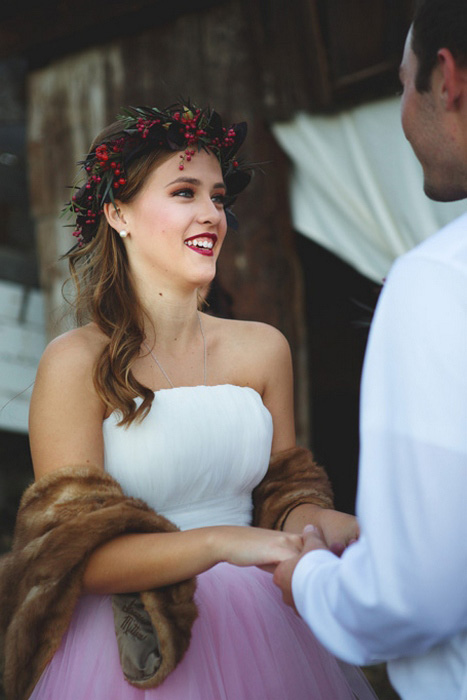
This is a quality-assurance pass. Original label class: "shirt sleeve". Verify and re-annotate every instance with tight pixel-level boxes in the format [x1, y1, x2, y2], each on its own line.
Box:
[292, 253, 467, 665]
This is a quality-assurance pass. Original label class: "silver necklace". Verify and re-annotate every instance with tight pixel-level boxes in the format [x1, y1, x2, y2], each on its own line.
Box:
[144, 311, 207, 389]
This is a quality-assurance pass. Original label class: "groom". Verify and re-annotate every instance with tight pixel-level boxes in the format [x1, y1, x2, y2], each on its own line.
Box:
[274, 1, 467, 698]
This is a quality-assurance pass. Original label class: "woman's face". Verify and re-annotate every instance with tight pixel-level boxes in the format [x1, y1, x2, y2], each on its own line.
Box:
[117, 149, 228, 291]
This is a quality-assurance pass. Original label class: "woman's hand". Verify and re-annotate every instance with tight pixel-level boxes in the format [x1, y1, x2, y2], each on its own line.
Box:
[314, 509, 359, 556]
[210, 526, 303, 569]
[282, 504, 359, 557]
[273, 525, 328, 607]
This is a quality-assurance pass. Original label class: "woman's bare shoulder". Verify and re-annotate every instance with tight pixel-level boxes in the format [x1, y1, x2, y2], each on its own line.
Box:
[33, 324, 109, 410]
[30, 325, 109, 477]
[205, 314, 288, 347]
[203, 314, 291, 392]
[39, 323, 108, 373]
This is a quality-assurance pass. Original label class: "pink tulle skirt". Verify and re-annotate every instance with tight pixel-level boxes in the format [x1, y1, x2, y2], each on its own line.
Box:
[31, 563, 376, 699]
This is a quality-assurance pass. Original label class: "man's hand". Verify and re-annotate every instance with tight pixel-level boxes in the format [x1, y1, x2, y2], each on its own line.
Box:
[273, 525, 329, 608]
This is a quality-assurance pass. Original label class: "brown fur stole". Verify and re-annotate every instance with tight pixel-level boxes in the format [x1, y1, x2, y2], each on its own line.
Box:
[0, 466, 197, 700]
[252, 446, 334, 530]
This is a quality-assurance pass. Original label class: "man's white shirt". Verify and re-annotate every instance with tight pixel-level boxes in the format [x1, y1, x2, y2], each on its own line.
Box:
[292, 212, 467, 699]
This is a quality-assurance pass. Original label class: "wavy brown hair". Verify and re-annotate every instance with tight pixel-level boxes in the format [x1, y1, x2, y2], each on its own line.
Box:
[65, 121, 173, 426]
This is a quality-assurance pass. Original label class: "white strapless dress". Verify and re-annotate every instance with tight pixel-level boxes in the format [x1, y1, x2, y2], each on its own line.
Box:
[31, 385, 377, 699]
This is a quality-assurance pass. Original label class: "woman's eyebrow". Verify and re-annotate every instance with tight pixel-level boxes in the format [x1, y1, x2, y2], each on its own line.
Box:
[165, 176, 226, 189]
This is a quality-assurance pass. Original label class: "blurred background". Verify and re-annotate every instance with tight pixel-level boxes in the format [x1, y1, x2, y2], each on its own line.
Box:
[1, 2, 466, 696]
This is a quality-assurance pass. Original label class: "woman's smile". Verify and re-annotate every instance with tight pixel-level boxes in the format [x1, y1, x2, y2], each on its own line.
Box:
[184, 233, 218, 256]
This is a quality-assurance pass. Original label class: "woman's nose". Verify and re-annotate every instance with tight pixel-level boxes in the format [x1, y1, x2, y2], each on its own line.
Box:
[197, 196, 222, 224]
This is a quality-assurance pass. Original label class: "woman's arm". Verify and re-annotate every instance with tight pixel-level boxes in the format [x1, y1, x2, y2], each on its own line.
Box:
[251, 323, 359, 549]
[250, 323, 296, 454]
[83, 526, 302, 594]
[29, 327, 107, 477]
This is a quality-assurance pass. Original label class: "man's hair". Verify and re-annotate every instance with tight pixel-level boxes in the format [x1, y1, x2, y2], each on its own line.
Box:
[412, 0, 467, 92]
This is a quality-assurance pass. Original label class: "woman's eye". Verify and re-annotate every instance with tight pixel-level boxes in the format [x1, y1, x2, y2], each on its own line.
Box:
[212, 193, 226, 205]
[172, 188, 194, 198]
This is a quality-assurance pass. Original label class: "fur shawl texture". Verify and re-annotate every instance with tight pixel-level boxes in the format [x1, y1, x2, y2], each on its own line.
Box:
[0, 447, 333, 699]
[252, 446, 334, 530]
[0, 466, 197, 700]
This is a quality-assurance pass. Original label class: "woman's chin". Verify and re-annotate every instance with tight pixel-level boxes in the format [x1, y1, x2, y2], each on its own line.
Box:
[191, 267, 217, 289]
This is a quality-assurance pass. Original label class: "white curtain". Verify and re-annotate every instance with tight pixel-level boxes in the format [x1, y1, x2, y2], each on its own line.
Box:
[272, 97, 466, 283]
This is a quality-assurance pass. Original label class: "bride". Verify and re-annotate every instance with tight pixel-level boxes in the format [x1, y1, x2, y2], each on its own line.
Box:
[2, 103, 376, 699]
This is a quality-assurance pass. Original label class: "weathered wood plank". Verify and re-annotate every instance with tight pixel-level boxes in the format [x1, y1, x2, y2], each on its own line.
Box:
[0, 0, 229, 64]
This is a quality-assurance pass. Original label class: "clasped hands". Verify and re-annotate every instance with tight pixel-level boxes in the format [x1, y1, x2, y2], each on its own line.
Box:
[271, 507, 359, 608]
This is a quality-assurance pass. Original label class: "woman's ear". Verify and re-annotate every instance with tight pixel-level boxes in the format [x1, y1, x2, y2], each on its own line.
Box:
[103, 200, 126, 233]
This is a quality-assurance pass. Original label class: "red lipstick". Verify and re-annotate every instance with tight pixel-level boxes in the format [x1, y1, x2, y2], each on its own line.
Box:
[184, 233, 218, 257]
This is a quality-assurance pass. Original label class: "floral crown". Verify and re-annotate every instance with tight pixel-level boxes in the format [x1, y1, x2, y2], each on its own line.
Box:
[63, 102, 251, 246]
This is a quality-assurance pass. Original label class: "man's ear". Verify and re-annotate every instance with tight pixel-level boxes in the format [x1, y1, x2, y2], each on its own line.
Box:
[437, 48, 465, 111]
[103, 200, 125, 232]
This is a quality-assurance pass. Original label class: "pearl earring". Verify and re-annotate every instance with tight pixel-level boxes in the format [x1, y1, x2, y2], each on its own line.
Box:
[119, 230, 128, 238]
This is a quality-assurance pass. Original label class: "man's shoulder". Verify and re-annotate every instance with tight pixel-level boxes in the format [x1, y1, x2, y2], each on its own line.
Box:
[377, 211, 467, 322]
[373, 212, 467, 312]
[406, 211, 467, 270]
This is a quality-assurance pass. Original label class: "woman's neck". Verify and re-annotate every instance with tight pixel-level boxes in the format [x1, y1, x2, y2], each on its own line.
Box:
[139, 283, 202, 354]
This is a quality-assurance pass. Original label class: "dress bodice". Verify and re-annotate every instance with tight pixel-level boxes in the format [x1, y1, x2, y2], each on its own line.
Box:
[103, 384, 273, 530]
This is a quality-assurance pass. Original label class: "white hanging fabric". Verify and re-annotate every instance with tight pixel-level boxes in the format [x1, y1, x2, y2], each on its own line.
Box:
[272, 97, 466, 283]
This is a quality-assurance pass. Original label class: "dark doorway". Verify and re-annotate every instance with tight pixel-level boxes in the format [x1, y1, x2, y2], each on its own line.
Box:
[297, 233, 382, 514]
